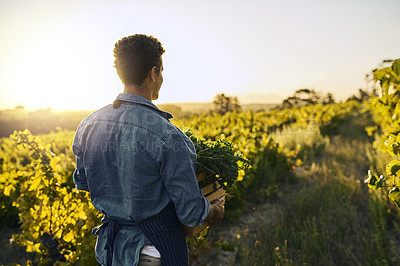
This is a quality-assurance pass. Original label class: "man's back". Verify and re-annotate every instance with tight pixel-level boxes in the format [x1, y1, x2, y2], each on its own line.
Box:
[73, 93, 208, 225]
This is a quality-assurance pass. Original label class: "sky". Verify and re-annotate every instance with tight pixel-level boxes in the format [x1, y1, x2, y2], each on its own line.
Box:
[0, 0, 399, 110]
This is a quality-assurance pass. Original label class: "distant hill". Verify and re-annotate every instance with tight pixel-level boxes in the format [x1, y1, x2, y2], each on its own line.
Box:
[0, 108, 92, 137]
[242, 103, 279, 111]
[158, 102, 212, 114]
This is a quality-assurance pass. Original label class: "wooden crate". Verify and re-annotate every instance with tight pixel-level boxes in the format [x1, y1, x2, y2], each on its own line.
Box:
[182, 174, 225, 237]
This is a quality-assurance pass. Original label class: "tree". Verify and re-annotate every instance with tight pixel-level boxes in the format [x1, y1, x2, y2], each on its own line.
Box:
[281, 89, 321, 109]
[280, 89, 336, 109]
[213, 93, 241, 115]
[346, 88, 377, 103]
[323, 93, 335, 105]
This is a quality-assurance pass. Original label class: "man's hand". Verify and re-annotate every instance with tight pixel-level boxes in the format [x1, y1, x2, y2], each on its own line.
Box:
[205, 197, 225, 227]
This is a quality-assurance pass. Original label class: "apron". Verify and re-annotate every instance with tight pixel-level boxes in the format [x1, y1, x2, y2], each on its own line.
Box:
[93, 202, 188, 266]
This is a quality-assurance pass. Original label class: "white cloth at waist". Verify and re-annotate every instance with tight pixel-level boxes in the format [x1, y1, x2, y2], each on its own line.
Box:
[141, 245, 161, 258]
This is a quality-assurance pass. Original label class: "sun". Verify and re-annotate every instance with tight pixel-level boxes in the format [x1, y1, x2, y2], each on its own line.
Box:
[1, 32, 121, 111]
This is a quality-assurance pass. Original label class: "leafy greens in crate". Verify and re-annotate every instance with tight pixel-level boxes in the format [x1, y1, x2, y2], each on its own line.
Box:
[185, 130, 250, 189]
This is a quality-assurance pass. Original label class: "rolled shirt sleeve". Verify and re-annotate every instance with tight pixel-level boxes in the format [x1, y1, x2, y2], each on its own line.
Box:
[158, 129, 210, 227]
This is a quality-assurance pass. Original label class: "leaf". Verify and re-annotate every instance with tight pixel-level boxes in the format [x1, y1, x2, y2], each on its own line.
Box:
[365, 171, 385, 191]
[392, 59, 400, 76]
[63, 231, 75, 242]
[365, 126, 378, 136]
[3, 184, 14, 196]
[28, 176, 42, 191]
[373, 67, 391, 82]
[386, 160, 400, 176]
[389, 187, 400, 209]
[78, 210, 88, 220]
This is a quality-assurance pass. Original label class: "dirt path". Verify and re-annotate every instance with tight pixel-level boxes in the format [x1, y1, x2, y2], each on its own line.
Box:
[190, 198, 285, 265]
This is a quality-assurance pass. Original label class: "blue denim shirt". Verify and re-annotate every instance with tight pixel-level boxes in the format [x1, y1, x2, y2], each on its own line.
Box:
[72, 93, 209, 266]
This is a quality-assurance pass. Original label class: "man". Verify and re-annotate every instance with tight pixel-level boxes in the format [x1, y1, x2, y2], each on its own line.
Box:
[72, 34, 224, 266]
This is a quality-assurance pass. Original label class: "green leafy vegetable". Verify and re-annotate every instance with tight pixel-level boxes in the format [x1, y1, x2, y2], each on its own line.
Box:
[185, 129, 250, 189]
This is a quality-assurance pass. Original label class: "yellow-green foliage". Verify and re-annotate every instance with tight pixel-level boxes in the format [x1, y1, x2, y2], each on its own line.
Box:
[364, 59, 400, 208]
[1, 130, 101, 265]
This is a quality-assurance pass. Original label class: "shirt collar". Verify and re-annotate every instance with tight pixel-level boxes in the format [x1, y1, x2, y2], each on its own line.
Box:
[115, 93, 173, 120]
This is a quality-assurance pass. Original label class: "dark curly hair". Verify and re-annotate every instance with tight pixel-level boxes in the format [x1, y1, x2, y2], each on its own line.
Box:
[113, 34, 165, 86]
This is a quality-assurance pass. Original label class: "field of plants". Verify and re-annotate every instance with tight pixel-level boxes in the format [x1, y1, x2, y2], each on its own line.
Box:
[1, 59, 400, 265]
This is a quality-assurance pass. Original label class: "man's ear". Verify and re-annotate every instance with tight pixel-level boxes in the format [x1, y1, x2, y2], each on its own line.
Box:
[149, 66, 157, 82]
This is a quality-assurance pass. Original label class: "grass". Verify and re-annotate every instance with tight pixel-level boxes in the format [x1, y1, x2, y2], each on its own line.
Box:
[235, 123, 400, 265]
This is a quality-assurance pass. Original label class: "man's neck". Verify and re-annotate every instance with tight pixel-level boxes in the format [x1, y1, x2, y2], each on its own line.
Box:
[124, 84, 152, 102]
